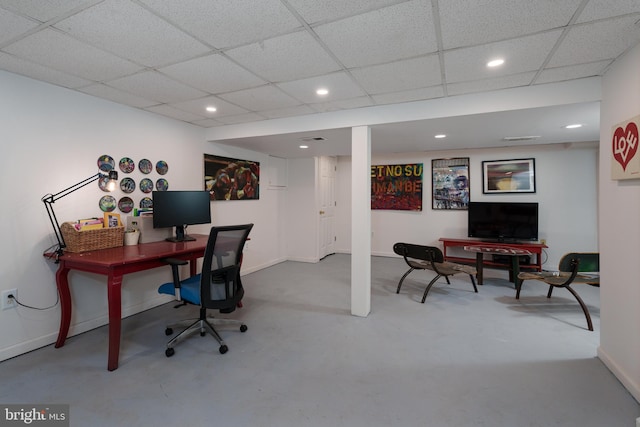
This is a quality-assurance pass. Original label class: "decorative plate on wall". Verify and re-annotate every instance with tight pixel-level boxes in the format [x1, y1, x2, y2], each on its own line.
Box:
[140, 197, 153, 209]
[139, 159, 153, 174]
[99, 195, 116, 212]
[119, 157, 135, 173]
[98, 176, 112, 192]
[118, 197, 134, 213]
[120, 177, 136, 193]
[155, 178, 168, 191]
[156, 160, 169, 175]
[97, 155, 115, 172]
[139, 178, 153, 193]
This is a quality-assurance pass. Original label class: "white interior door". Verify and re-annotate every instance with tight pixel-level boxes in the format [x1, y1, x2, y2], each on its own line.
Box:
[318, 156, 336, 259]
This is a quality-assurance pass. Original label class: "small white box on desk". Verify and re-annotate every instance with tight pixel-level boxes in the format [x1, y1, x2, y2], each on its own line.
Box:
[127, 216, 173, 243]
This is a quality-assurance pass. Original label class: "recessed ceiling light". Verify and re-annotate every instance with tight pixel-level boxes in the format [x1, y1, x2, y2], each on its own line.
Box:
[565, 124, 582, 129]
[205, 106, 217, 112]
[434, 134, 446, 139]
[316, 88, 329, 96]
[487, 59, 505, 67]
[299, 145, 309, 149]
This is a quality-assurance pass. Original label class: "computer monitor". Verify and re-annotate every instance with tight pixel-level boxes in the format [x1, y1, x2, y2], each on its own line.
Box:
[152, 191, 211, 242]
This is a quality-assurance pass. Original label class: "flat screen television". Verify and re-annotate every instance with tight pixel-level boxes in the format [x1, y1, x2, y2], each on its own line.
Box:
[152, 191, 211, 242]
[467, 201, 538, 242]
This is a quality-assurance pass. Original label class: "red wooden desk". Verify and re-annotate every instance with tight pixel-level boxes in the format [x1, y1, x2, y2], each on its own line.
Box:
[50, 235, 208, 371]
[439, 238, 548, 285]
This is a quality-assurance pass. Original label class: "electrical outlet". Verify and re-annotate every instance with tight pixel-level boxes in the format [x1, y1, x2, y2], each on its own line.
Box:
[540, 238, 547, 246]
[2, 289, 17, 310]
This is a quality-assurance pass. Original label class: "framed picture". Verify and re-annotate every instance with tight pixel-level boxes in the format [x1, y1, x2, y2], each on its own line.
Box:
[371, 163, 423, 211]
[104, 212, 122, 228]
[432, 158, 469, 210]
[482, 158, 536, 194]
[204, 154, 260, 201]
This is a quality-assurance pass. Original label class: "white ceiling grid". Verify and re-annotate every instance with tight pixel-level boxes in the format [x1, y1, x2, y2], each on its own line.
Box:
[0, 0, 638, 153]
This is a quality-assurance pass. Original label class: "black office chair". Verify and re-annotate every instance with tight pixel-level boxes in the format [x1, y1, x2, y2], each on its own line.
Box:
[158, 223, 253, 357]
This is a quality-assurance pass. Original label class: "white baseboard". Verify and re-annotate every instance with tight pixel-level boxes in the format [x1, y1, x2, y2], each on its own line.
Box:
[597, 345, 640, 404]
[0, 295, 171, 363]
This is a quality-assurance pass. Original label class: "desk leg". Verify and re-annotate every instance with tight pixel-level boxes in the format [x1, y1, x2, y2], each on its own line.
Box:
[55, 264, 72, 348]
[475, 252, 484, 285]
[107, 273, 123, 371]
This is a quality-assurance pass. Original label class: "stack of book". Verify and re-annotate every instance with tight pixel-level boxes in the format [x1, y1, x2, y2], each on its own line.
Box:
[73, 218, 103, 231]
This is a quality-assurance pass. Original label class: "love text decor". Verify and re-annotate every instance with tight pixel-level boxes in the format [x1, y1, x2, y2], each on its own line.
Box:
[371, 163, 423, 211]
[611, 114, 640, 180]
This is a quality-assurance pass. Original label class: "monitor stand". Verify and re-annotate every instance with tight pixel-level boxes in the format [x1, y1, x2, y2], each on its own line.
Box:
[166, 225, 196, 242]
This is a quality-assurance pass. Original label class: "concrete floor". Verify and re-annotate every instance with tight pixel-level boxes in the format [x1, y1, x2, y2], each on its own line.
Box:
[1, 254, 638, 426]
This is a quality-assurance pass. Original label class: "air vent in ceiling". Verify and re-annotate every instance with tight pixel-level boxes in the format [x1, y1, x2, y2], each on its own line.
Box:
[300, 136, 327, 142]
[503, 136, 541, 142]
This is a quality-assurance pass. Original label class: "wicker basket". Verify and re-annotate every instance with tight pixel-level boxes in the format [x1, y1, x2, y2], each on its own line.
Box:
[61, 222, 124, 253]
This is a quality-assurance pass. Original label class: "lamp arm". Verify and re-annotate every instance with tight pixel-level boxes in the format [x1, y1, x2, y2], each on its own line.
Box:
[41, 171, 116, 260]
[44, 173, 103, 203]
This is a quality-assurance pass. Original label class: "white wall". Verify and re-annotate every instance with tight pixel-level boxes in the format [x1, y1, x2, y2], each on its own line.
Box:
[284, 157, 319, 262]
[0, 71, 286, 362]
[335, 144, 599, 271]
[597, 43, 640, 402]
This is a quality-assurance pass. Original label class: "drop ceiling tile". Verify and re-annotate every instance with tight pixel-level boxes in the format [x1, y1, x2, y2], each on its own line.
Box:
[439, 0, 581, 49]
[535, 61, 611, 85]
[286, 0, 406, 25]
[548, 16, 640, 68]
[0, 7, 39, 44]
[192, 118, 224, 128]
[218, 85, 301, 111]
[106, 71, 208, 104]
[314, 0, 437, 68]
[351, 55, 441, 94]
[277, 72, 367, 103]
[444, 30, 562, 83]
[372, 85, 444, 105]
[3, 28, 142, 81]
[576, 0, 640, 23]
[310, 96, 374, 113]
[0, 52, 91, 88]
[78, 83, 157, 108]
[447, 72, 536, 96]
[0, 0, 97, 22]
[159, 53, 265, 94]
[215, 112, 267, 125]
[139, 0, 300, 49]
[145, 104, 207, 122]
[260, 104, 317, 119]
[53, 0, 210, 67]
[170, 95, 250, 118]
[225, 31, 341, 83]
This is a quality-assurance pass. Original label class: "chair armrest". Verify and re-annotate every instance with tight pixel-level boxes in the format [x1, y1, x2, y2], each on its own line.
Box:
[161, 258, 190, 301]
[162, 258, 189, 267]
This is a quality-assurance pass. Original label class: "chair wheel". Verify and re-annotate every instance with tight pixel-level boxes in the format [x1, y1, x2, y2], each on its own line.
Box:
[165, 348, 175, 357]
[165, 327, 173, 336]
[200, 331, 206, 336]
[240, 324, 248, 332]
[219, 345, 228, 354]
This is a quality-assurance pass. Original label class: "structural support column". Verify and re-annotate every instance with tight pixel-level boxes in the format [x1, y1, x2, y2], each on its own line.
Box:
[351, 126, 371, 317]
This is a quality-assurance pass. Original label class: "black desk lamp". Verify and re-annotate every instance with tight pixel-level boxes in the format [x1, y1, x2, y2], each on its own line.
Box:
[42, 170, 118, 258]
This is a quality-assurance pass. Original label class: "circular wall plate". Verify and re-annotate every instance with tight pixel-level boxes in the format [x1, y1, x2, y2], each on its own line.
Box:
[99, 195, 116, 212]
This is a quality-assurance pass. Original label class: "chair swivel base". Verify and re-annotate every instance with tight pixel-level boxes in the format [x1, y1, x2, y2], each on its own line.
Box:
[164, 317, 247, 357]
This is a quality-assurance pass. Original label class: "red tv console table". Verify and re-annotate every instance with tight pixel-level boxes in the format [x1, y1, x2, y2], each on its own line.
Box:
[439, 238, 548, 286]
[48, 235, 208, 371]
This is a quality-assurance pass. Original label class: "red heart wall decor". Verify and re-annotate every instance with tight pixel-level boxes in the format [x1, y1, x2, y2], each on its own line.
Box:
[612, 122, 639, 171]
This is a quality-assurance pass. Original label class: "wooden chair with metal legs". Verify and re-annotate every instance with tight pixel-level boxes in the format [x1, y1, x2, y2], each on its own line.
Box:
[393, 242, 477, 303]
[517, 253, 599, 331]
